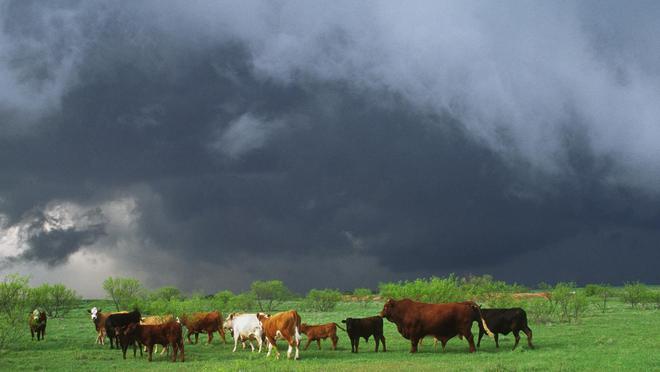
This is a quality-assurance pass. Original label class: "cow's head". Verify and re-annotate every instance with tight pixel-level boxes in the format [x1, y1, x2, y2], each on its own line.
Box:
[300, 323, 310, 333]
[341, 318, 354, 332]
[379, 299, 396, 319]
[256, 312, 270, 323]
[122, 322, 139, 336]
[32, 309, 41, 320]
[88, 307, 100, 320]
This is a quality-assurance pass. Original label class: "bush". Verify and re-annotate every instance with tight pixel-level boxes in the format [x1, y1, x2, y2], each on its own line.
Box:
[103, 277, 145, 311]
[28, 284, 80, 318]
[250, 280, 293, 312]
[304, 289, 342, 312]
[353, 288, 372, 307]
[379, 275, 463, 303]
[523, 298, 556, 324]
[587, 284, 614, 313]
[0, 274, 31, 349]
[622, 282, 650, 309]
[551, 282, 588, 323]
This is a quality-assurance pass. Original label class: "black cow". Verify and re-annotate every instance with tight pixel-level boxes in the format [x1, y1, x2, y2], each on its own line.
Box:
[105, 310, 141, 349]
[340, 316, 386, 353]
[477, 308, 533, 350]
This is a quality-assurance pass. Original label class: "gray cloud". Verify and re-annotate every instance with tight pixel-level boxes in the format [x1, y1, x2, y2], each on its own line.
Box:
[1, 1, 659, 295]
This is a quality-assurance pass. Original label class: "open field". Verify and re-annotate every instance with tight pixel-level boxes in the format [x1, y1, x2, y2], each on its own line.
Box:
[1, 299, 659, 371]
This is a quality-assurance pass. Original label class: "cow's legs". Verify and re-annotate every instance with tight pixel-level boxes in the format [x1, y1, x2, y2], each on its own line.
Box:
[294, 340, 300, 360]
[375, 336, 380, 352]
[523, 326, 534, 349]
[31, 328, 35, 341]
[171, 342, 177, 362]
[207, 330, 213, 344]
[257, 336, 263, 353]
[512, 331, 521, 350]
[232, 335, 240, 352]
[303, 338, 312, 350]
[354, 337, 360, 353]
[494, 333, 500, 348]
[465, 331, 477, 353]
[147, 345, 154, 362]
[410, 336, 420, 353]
[331, 335, 338, 350]
[194, 332, 199, 344]
[317, 339, 322, 350]
[186, 330, 193, 344]
[433, 337, 438, 352]
[381, 336, 386, 352]
[441, 337, 448, 352]
[477, 330, 484, 347]
[287, 342, 293, 359]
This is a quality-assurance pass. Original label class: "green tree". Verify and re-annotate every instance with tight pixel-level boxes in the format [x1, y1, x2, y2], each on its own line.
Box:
[103, 277, 145, 311]
[0, 274, 31, 348]
[250, 280, 292, 312]
[150, 286, 183, 302]
[622, 282, 649, 309]
[305, 289, 342, 312]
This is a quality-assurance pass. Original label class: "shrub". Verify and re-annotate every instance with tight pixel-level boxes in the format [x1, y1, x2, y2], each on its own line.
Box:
[588, 284, 614, 313]
[523, 298, 556, 324]
[353, 288, 372, 307]
[622, 282, 650, 309]
[28, 284, 80, 318]
[231, 292, 257, 312]
[304, 289, 342, 312]
[379, 275, 463, 303]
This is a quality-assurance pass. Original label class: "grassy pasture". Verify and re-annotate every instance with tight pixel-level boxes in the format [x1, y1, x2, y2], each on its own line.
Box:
[1, 299, 658, 371]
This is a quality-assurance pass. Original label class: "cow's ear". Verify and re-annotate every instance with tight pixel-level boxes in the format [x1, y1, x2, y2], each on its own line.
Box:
[341, 320, 346, 323]
[86, 309, 91, 314]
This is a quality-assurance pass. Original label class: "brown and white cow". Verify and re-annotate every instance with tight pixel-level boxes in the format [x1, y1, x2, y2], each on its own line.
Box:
[380, 298, 493, 353]
[29, 309, 47, 341]
[178, 311, 226, 345]
[300, 322, 342, 350]
[87, 307, 127, 345]
[257, 310, 301, 360]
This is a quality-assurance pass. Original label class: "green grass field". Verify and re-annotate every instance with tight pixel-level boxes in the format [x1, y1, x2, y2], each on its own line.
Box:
[1, 299, 659, 371]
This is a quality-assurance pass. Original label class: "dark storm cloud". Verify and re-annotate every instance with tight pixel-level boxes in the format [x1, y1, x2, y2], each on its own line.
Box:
[1, 1, 659, 293]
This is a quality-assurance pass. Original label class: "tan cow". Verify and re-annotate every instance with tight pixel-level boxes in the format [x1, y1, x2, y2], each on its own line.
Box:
[257, 310, 301, 360]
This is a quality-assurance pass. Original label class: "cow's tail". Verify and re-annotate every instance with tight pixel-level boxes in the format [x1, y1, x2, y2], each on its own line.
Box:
[472, 302, 494, 337]
[334, 323, 347, 332]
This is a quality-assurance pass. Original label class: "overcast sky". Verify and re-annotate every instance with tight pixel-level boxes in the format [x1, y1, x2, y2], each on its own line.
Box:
[1, 0, 659, 297]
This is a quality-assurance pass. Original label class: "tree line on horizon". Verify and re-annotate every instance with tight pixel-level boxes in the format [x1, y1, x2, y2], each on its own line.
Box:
[1, 273, 658, 349]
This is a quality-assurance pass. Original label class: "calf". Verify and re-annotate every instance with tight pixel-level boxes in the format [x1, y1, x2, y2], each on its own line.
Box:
[223, 312, 264, 353]
[118, 321, 184, 362]
[341, 316, 386, 353]
[477, 308, 534, 350]
[300, 323, 342, 350]
[179, 311, 226, 345]
[257, 310, 301, 360]
[29, 309, 47, 341]
[105, 310, 141, 349]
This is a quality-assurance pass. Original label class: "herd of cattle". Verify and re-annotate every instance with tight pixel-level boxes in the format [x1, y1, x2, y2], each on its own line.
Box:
[28, 299, 535, 363]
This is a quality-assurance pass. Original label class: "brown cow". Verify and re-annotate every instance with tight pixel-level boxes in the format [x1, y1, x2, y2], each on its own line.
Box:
[257, 310, 302, 360]
[141, 315, 176, 354]
[179, 311, 227, 345]
[118, 321, 184, 362]
[380, 298, 493, 353]
[29, 309, 47, 341]
[299, 322, 343, 350]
